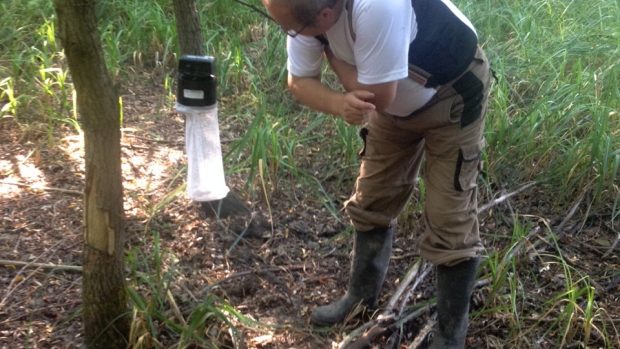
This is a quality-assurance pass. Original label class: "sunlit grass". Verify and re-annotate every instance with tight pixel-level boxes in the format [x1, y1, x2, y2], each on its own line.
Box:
[471, 0, 620, 207]
[480, 214, 619, 347]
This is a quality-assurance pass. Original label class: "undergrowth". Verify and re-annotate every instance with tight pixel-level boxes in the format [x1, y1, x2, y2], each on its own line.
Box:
[1, 0, 618, 347]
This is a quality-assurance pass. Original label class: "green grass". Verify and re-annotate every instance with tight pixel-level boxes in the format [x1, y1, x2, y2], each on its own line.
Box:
[480, 215, 619, 347]
[470, 0, 620, 205]
[1, 0, 619, 347]
[126, 231, 260, 348]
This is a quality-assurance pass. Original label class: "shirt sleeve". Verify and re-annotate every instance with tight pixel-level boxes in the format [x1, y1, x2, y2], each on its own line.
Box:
[353, 0, 412, 85]
[286, 35, 324, 77]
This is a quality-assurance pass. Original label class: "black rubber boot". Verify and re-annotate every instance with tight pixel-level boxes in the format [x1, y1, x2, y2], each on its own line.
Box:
[310, 226, 394, 325]
[430, 258, 480, 349]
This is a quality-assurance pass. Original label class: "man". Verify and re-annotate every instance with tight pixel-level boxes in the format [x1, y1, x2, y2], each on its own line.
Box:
[261, 0, 491, 347]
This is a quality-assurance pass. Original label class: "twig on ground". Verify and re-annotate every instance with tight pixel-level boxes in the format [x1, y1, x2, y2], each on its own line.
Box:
[602, 223, 619, 258]
[529, 192, 586, 254]
[385, 260, 423, 313]
[398, 263, 432, 316]
[202, 264, 308, 293]
[478, 181, 537, 214]
[603, 234, 620, 258]
[504, 225, 542, 264]
[554, 191, 586, 234]
[408, 318, 435, 349]
[1, 237, 80, 310]
[179, 283, 199, 303]
[338, 260, 433, 349]
[0, 181, 82, 196]
[167, 289, 187, 326]
[0, 259, 82, 272]
[603, 275, 620, 292]
[339, 304, 431, 349]
[339, 272, 493, 349]
[122, 133, 183, 146]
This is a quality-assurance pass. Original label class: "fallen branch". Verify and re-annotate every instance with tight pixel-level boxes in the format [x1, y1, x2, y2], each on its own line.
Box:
[0, 181, 82, 196]
[397, 263, 432, 316]
[603, 234, 620, 258]
[202, 264, 309, 293]
[385, 260, 423, 313]
[0, 259, 82, 272]
[554, 191, 587, 234]
[478, 181, 537, 214]
[407, 318, 435, 349]
[529, 191, 586, 253]
[338, 260, 432, 349]
[339, 304, 431, 349]
[339, 273, 493, 348]
[1, 237, 80, 310]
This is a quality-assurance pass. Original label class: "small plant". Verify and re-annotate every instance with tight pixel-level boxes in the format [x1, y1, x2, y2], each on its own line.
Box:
[126, 231, 255, 348]
[0, 77, 18, 117]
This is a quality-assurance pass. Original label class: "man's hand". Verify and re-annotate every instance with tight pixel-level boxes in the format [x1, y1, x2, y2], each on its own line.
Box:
[339, 90, 376, 125]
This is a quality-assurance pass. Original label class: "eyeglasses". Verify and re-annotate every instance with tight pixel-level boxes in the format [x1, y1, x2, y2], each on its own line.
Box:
[284, 21, 312, 38]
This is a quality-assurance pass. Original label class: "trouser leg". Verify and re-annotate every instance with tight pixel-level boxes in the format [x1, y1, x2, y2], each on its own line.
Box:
[420, 47, 491, 348]
[312, 111, 425, 326]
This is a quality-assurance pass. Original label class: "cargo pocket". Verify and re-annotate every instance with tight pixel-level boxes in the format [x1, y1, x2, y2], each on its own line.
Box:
[454, 142, 483, 192]
[358, 127, 369, 157]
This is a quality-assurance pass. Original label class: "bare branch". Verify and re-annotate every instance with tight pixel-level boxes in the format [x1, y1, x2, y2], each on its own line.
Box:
[478, 181, 537, 214]
[0, 259, 83, 272]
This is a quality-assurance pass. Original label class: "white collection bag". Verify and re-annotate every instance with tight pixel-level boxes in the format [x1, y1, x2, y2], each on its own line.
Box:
[177, 103, 229, 201]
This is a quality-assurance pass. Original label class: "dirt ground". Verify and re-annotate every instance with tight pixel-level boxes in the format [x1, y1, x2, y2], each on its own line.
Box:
[1, 79, 618, 348]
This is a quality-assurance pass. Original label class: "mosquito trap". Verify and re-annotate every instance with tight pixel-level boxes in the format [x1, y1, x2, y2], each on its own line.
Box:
[176, 55, 229, 201]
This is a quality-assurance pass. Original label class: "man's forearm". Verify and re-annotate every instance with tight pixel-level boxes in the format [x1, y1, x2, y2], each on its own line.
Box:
[287, 75, 344, 117]
[325, 50, 358, 92]
[328, 57, 358, 92]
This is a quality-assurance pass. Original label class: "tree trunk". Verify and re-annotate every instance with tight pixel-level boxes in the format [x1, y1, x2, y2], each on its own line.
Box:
[53, 0, 129, 347]
[173, 0, 205, 56]
[173, 0, 251, 218]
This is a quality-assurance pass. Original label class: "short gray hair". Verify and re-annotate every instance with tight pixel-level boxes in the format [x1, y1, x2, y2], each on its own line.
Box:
[287, 0, 339, 25]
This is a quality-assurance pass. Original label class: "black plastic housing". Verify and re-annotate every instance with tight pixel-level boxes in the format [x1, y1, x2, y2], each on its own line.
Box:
[177, 55, 216, 107]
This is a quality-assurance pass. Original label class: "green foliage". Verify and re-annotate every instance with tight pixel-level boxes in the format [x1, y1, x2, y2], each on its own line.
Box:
[469, 0, 620, 205]
[126, 231, 257, 348]
[3, 0, 617, 206]
[480, 216, 618, 347]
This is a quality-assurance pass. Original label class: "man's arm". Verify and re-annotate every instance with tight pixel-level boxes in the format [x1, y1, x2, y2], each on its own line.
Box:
[325, 48, 397, 112]
[287, 74, 376, 125]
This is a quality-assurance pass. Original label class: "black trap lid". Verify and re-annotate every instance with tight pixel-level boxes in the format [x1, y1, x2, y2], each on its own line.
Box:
[178, 55, 215, 77]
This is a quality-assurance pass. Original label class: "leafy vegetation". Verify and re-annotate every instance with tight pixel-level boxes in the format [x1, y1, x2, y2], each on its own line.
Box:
[1, 0, 618, 347]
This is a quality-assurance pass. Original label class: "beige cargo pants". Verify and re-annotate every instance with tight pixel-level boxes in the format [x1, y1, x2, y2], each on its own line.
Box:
[345, 47, 492, 266]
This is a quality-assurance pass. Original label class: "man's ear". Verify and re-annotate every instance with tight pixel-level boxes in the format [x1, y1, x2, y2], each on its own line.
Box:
[315, 6, 337, 29]
[319, 7, 334, 20]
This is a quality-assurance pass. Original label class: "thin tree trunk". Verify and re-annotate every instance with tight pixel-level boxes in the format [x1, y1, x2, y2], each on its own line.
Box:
[53, 0, 129, 347]
[173, 0, 205, 55]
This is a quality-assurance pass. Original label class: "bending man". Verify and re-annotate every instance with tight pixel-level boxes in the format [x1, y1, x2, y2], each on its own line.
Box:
[262, 0, 491, 347]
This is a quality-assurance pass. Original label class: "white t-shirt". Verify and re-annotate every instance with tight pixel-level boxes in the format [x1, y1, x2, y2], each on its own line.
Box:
[287, 0, 434, 116]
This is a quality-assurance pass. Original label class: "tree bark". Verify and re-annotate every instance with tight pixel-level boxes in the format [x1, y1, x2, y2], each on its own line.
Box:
[173, 0, 205, 56]
[173, 0, 251, 218]
[53, 0, 129, 347]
